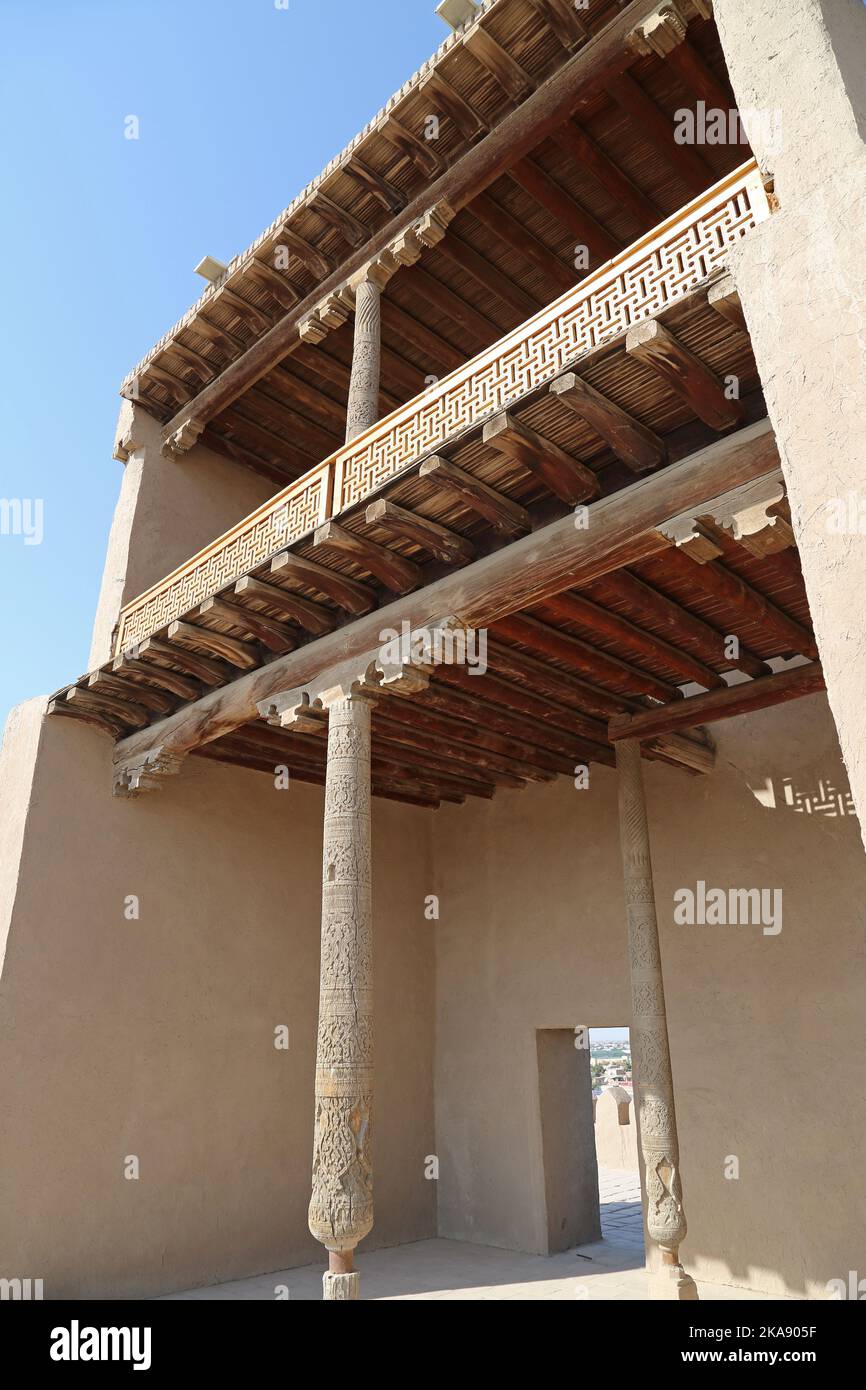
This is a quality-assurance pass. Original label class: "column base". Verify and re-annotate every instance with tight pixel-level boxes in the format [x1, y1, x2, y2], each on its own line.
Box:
[649, 1262, 699, 1301]
[323, 1270, 360, 1300]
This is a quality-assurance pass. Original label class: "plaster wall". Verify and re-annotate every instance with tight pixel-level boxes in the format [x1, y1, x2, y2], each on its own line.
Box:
[714, 0, 866, 849]
[0, 708, 436, 1299]
[431, 692, 866, 1298]
[89, 402, 276, 668]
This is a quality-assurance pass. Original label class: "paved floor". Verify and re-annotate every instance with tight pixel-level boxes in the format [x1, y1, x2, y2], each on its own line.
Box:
[162, 1168, 773, 1301]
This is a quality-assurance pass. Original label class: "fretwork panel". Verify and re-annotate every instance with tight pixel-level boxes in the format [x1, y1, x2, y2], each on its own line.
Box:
[335, 164, 768, 510]
[115, 464, 332, 652]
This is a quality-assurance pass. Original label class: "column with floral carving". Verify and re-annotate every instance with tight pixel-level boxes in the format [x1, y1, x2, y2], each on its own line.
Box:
[616, 737, 698, 1300]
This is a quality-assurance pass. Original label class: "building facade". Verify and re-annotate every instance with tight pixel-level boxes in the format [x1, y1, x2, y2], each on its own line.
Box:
[1, 0, 865, 1300]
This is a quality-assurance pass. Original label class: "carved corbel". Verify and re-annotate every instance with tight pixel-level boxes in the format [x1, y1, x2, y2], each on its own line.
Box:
[390, 225, 425, 268]
[299, 288, 355, 344]
[415, 201, 457, 249]
[161, 416, 206, 459]
[708, 475, 795, 557]
[658, 513, 724, 563]
[113, 746, 187, 797]
[628, 1, 688, 57]
[348, 249, 400, 296]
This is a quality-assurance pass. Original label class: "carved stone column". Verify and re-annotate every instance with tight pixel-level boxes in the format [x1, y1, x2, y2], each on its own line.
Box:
[309, 687, 376, 1300]
[615, 738, 698, 1301]
[345, 273, 384, 444]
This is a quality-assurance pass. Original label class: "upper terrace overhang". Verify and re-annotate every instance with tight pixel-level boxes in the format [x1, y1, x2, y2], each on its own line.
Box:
[118, 0, 745, 486]
[49, 156, 826, 804]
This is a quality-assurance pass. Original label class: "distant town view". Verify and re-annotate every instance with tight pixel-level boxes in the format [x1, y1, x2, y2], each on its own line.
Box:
[590, 1029, 632, 1096]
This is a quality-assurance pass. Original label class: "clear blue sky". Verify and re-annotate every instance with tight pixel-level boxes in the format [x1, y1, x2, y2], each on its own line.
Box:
[0, 0, 444, 730]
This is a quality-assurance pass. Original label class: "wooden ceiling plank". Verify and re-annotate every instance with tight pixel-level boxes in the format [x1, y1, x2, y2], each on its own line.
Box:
[483, 409, 601, 504]
[382, 299, 464, 372]
[550, 369, 667, 473]
[273, 224, 334, 279]
[420, 679, 603, 766]
[220, 286, 273, 335]
[377, 693, 557, 781]
[554, 118, 661, 230]
[419, 455, 531, 536]
[665, 36, 734, 118]
[313, 520, 423, 594]
[433, 229, 540, 318]
[606, 70, 714, 197]
[435, 665, 615, 763]
[382, 116, 444, 178]
[662, 550, 820, 660]
[245, 259, 301, 310]
[485, 637, 640, 719]
[626, 319, 746, 431]
[510, 157, 620, 261]
[470, 192, 575, 291]
[404, 263, 501, 344]
[88, 670, 175, 717]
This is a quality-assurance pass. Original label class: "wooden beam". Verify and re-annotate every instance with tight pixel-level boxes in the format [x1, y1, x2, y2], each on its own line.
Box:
[365, 498, 475, 566]
[665, 37, 733, 120]
[470, 193, 575, 291]
[49, 695, 126, 740]
[66, 684, 150, 731]
[113, 420, 779, 766]
[403, 263, 501, 344]
[245, 259, 301, 310]
[88, 670, 175, 718]
[313, 193, 368, 248]
[589, 568, 771, 679]
[344, 157, 407, 213]
[526, 0, 589, 48]
[493, 612, 678, 702]
[550, 370, 667, 472]
[462, 26, 534, 102]
[377, 693, 557, 781]
[510, 158, 619, 261]
[483, 410, 600, 504]
[419, 455, 530, 536]
[167, 620, 260, 670]
[661, 549, 820, 660]
[707, 274, 749, 335]
[234, 575, 336, 635]
[273, 225, 333, 280]
[137, 636, 231, 688]
[112, 653, 202, 702]
[270, 550, 376, 615]
[160, 0, 663, 440]
[539, 591, 725, 689]
[417, 70, 486, 142]
[220, 286, 273, 335]
[606, 70, 714, 197]
[382, 300, 464, 372]
[555, 119, 660, 230]
[486, 638, 640, 719]
[419, 679, 603, 766]
[313, 520, 423, 593]
[609, 663, 825, 741]
[381, 116, 444, 178]
[626, 319, 745, 431]
[435, 665, 614, 761]
[197, 597, 297, 655]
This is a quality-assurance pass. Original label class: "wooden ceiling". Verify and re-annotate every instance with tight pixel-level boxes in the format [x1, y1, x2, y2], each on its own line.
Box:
[123, 2, 747, 487]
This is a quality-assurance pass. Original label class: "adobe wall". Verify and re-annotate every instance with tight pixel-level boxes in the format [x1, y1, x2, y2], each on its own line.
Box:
[89, 402, 276, 669]
[0, 707, 436, 1299]
[714, 0, 866, 849]
[431, 692, 866, 1298]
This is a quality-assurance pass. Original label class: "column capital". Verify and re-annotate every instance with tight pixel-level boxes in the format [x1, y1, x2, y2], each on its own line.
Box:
[628, 2, 689, 58]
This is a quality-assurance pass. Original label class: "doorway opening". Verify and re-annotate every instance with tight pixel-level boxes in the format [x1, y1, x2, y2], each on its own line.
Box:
[590, 1027, 645, 1254]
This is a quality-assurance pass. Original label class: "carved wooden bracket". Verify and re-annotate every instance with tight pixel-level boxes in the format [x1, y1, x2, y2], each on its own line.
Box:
[659, 470, 793, 562]
[161, 416, 206, 459]
[113, 746, 187, 797]
[628, 1, 689, 57]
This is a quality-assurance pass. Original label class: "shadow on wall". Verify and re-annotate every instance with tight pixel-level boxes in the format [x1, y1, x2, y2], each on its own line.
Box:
[748, 772, 857, 817]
